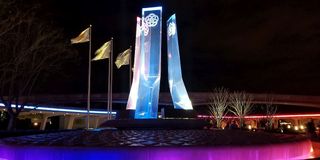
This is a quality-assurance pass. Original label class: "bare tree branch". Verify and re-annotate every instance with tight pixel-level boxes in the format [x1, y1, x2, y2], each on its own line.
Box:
[229, 91, 253, 128]
[0, 0, 75, 130]
[263, 95, 277, 130]
[208, 87, 229, 128]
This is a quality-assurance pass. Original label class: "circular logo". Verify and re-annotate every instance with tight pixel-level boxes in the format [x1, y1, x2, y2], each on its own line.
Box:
[144, 13, 159, 27]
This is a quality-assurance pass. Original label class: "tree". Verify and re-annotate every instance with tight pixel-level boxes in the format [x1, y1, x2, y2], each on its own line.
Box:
[208, 87, 229, 129]
[229, 91, 253, 129]
[263, 96, 277, 130]
[0, 0, 74, 130]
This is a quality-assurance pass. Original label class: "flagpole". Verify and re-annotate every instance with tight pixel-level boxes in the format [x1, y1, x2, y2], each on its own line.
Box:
[107, 40, 111, 120]
[107, 38, 113, 120]
[129, 46, 132, 89]
[110, 38, 114, 120]
[87, 24, 92, 129]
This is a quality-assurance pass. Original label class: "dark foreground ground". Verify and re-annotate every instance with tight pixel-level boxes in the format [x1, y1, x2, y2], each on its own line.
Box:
[0, 129, 308, 147]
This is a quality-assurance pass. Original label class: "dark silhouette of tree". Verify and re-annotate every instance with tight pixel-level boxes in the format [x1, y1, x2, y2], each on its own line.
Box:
[0, 0, 75, 130]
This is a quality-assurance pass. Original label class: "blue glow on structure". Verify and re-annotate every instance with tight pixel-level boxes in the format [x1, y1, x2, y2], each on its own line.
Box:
[0, 103, 116, 115]
[142, 6, 162, 12]
[134, 6, 162, 119]
[167, 14, 193, 110]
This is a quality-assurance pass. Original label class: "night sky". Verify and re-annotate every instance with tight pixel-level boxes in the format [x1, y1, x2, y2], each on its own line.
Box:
[32, 0, 320, 95]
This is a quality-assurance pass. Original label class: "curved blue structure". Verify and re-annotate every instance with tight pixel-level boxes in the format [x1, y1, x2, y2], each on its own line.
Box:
[167, 14, 193, 110]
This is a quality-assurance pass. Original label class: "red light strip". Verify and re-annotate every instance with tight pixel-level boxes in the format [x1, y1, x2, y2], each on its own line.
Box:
[197, 113, 320, 119]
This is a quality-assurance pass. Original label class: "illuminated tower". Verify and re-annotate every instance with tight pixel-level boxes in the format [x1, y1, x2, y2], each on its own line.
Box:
[167, 14, 193, 110]
[127, 7, 193, 119]
[126, 17, 142, 111]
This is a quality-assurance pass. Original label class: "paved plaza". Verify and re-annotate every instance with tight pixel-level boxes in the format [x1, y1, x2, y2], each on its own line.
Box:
[0, 129, 308, 147]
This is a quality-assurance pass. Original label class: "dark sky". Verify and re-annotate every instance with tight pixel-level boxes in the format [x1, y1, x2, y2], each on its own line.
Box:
[34, 0, 320, 95]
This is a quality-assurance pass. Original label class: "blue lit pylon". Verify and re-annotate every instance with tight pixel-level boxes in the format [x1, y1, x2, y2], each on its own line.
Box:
[167, 14, 193, 110]
[134, 7, 162, 119]
[127, 7, 193, 119]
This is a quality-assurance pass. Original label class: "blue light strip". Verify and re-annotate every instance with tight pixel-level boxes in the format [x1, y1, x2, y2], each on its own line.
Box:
[0, 103, 116, 115]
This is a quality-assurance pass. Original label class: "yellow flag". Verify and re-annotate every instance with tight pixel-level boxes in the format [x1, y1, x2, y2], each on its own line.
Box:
[71, 28, 90, 44]
[115, 48, 131, 69]
[92, 41, 111, 61]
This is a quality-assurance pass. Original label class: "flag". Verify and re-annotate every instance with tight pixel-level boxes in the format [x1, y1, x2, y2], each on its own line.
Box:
[92, 40, 111, 61]
[115, 48, 131, 68]
[71, 27, 90, 44]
